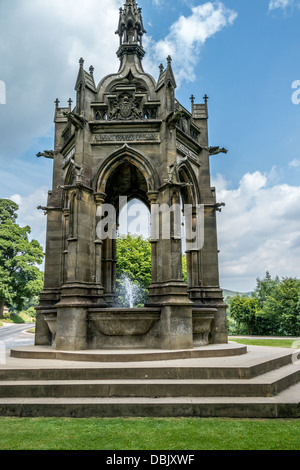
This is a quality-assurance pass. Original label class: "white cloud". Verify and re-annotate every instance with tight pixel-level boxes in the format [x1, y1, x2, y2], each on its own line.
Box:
[289, 158, 300, 168]
[0, 0, 123, 161]
[213, 171, 300, 292]
[144, 1, 237, 85]
[268, 0, 300, 10]
[269, 0, 292, 9]
[10, 187, 49, 249]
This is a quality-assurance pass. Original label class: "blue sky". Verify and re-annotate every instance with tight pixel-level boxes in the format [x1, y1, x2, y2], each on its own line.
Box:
[0, 0, 300, 292]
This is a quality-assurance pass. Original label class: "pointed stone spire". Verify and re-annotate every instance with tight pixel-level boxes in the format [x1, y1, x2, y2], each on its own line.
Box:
[155, 56, 177, 92]
[75, 57, 96, 95]
[165, 55, 177, 89]
[116, 0, 146, 60]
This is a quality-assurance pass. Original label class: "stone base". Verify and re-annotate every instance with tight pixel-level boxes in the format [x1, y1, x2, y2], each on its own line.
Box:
[38, 304, 221, 351]
[56, 307, 88, 351]
[3, 344, 300, 418]
[10, 342, 247, 362]
[189, 287, 228, 344]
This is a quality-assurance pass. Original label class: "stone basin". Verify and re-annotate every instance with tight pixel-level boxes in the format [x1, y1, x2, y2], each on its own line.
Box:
[44, 313, 57, 348]
[192, 308, 216, 346]
[89, 308, 161, 337]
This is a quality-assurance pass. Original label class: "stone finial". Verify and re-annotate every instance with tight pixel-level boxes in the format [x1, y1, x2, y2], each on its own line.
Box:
[79, 57, 84, 68]
[89, 65, 94, 77]
[55, 98, 60, 109]
[116, 0, 146, 59]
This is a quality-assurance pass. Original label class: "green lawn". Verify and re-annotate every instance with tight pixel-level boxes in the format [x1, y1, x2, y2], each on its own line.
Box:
[0, 417, 299, 450]
[229, 337, 300, 348]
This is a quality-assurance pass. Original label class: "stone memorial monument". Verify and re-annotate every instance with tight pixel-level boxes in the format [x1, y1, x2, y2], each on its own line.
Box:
[35, 0, 228, 351]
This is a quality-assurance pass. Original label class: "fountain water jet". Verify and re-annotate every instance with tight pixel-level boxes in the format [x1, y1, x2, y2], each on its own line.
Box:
[124, 275, 134, 308]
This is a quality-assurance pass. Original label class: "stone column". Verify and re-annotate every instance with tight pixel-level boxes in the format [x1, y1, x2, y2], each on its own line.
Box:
[55, 188, 106, 350]
[147, 191, 159, 284]
[147, 186, 193, 350]
[94, 193, 106, 288]
[95, 192, 116, 306]
[55, 189, 86, 351]
[62, 207, 70, 285]
[35, 206, 63, 346]
[187, 204, 227, 345]
[201, 204, 228, 344]
[185, 205, 203, 300]
[94, 239, 103, 285]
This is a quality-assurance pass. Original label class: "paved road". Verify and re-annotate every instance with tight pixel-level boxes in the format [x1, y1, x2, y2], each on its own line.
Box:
[0, 323, 35, 349]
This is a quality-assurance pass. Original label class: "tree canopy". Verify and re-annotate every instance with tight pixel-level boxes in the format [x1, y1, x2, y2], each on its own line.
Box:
[0, 199, 44, 315]
[229, 272, 300, 336]
[116, 234, 152, 289]
[116, 234, 151, 307]
[229, 295, 260, 335]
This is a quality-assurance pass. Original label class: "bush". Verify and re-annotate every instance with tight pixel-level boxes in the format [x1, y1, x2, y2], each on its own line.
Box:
[227, 316, 248, 335]
[227, 273, 300, 336]
[16, 307, 36, 323]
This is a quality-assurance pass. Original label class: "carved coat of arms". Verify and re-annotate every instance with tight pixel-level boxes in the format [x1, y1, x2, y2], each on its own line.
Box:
[119, 95, 132, 118]
[109, 93, 142, 121]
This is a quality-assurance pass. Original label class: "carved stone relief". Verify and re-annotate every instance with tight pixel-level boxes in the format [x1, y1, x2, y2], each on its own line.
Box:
[108, 93, 142, 121]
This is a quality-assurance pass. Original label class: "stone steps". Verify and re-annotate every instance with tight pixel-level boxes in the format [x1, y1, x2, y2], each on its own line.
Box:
[0, 353, 293, 381]
[0, 363, 299, 398]
[0, 384, 299, 418]
[0, 344, 299, 418]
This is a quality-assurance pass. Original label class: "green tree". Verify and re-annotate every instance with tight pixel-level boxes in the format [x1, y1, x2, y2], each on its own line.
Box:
[0, 199, 44, 316]
[229, 272, 300, 336]
[229, 295, 260, 335]
[116, 234, 152, 307]
[259, 277, 300, 336]
[116, 234, 152, 288]
[255, 271, 280, 305]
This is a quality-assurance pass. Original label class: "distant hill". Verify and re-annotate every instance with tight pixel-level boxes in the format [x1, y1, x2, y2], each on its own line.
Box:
[223, 289, 253, 298]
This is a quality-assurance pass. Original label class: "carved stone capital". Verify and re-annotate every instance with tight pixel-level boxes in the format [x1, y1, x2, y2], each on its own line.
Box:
[94, 192, 107, 205]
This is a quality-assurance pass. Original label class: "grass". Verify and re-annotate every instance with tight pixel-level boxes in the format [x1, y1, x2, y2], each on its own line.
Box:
[0, 417, 299, 450]
[229, 337, 300, 348]
[0, 313, 34, 325]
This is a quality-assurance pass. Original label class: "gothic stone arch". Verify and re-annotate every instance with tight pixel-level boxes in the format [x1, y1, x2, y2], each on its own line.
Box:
[95, 145, 159, 197]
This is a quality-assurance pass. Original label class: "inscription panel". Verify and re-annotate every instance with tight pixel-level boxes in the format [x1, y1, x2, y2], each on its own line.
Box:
[176, 141, 199, 161]
[92, 133, 160, 144]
